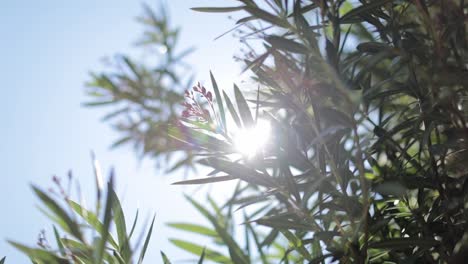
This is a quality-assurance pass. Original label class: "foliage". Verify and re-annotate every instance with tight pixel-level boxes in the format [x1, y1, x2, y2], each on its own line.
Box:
[84, 4, 195, 173]
[7, 162, 156, 264]
[169, 0, 468, 262]
[9, 0, 468, 263]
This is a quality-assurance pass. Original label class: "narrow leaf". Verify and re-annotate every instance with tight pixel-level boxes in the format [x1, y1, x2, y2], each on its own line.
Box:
[199, 158, 275, 187]
[160, 251, 172, 264]
[95, 178, 115, 264]
[172, 175, 237, 185]
[197, 248, 206, 264]
[167, 223, 218, 237]
[170, 239, 231, 263]
[234, 84, 254, 128]
[185, 196, 249, 264]
[223, 90, 242, 128]
[53, 226, 66, 257]
[369, 238, 438, 249]
[266, 36, 308, 54]
[210, 71, 226, 131]
[341, 0, 392, 23]
[138, 215, 156, 264]
[243, 6, 289, 28]
[191, 6, 245, 13]
[110, 189, 127, 250]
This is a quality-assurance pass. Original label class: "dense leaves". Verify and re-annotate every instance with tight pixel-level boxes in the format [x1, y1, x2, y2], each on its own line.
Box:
[10, 0, 468, 263]
[173, 0, 468, 262]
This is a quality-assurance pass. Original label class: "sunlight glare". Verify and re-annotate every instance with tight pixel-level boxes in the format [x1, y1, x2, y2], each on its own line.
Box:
[234, 119, 271, 157]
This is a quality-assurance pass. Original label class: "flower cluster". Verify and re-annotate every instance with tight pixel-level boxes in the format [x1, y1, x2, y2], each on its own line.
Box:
[193, 82, 213, 101]
[181, 82, 214, 123]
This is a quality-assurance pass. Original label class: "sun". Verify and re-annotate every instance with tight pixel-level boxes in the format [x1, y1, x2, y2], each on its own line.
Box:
[233, 119, 271, 157]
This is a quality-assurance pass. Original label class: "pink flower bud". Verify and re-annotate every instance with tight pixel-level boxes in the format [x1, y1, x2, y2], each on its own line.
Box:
[52, 176, 60, 184]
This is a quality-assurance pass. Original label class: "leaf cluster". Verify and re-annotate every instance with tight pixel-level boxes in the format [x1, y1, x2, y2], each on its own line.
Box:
[10, 1, 468, 263]
[169, 0, 468, 262]
[8, 167, 155, 264]
[85, 4, 196, 173]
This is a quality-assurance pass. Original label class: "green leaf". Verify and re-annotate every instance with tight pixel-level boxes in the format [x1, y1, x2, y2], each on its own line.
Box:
[122, 56, 142, 81]
[279, 156, 301, 203]
[95, 179, 115, 264]
[68, 200, 118, 249]
[198, 158, 275, 187]
[8, 241, 70, 264]
[197, 248, 206, 264]
[223, 90, 242, 129]
[185, 196, 249, 264]
[374, 182, 407, 197]
[137, 215, 156, 264]
[280, 230, 312, 260]
[169, 239, 231, 263]
[261, 229, 279, 248]
[309, 253, 333, 264]
[234, 84, 254, 128]
[53, 226, 66, 257]
[167, 223, 218, 237]
[160, 251, 172, 264]
[110, 190, 127, 249]
[357, 42, 390, 53]
[110, 136, 133, 149]
[256, 218, 316, 231]
[172, 175, 237, 185]
[128, 210, 139, 239]
[243, 6, 289, 28]
[82, 100, 117, 107]
[32, 186, 83, 242]
[245, 220, 268, 264]
[110, 189, 131, 261]
[266, 36, 308, 54]
[240, 51, 270, 74]
[168, 125, 231, 152]
[113, 250, 127, 264]
[60, 238, 93, 260]
[210, 71, 226, 132]
[236, 16, 256, 24]
[89, 74, 119, 93]
[0, 257, 5, 264]
[191, 6, 245, 13]
[369, 238, 439, 249]
[340, 0, 392, 23]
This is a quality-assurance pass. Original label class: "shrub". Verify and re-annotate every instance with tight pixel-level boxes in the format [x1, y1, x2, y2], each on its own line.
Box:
[9, 0, 468, 263]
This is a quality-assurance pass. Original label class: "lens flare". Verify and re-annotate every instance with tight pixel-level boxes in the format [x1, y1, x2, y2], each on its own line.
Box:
[233, 119, 271, 157]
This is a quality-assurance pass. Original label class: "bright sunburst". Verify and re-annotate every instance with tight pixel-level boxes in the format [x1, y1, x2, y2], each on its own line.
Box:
[233, 119, 271, 157]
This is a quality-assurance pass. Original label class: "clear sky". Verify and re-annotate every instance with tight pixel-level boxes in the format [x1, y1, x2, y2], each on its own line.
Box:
[0, 0, 246, 262]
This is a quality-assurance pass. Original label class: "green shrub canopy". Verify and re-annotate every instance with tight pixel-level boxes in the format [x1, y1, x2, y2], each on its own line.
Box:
[9, 1, 468, 263]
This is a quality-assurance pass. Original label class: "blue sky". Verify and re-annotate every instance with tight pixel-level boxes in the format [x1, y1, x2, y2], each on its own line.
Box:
[0, 1, 246, 262]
